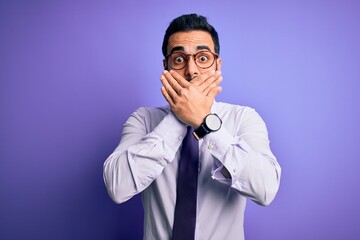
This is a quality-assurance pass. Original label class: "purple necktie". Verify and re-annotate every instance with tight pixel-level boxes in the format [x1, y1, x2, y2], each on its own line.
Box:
[172, 126, 199, 240]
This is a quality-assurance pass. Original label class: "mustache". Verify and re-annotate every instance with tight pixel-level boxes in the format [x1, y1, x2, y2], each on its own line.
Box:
[186, 75, 198, 82]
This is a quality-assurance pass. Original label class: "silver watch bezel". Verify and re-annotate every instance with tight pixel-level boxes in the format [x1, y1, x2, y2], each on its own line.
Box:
[204, 114, 222, 131]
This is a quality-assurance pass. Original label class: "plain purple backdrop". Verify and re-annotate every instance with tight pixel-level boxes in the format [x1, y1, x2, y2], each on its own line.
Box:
[1, 0, 359, 239]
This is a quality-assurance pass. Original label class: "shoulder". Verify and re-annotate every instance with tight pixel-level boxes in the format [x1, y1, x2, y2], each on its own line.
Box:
[214, 101, 265, 127]
[134, 105, 170, 118]
[214, 101, 258, 117]
[132, 106, 170, 120]
[129, 105, 171, 131]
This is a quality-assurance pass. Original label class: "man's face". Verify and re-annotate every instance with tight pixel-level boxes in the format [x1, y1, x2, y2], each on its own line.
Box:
[165, 30, 222, 81]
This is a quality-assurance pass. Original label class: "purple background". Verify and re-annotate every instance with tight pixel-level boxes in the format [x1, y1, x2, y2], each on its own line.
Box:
[1, 0, 359, 239]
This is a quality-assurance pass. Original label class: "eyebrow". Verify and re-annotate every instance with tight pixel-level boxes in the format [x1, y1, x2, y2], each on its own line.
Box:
[169, 45, 212, 55]
[196, 45, 211, 51]
[169, 46, 185, 54]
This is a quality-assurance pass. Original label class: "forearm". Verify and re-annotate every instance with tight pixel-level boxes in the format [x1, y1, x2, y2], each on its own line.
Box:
[103, 134, 171, 204]
[211, 135, 281, 206]
[206, 110, 281, 206]
[103, 109, 186, 203]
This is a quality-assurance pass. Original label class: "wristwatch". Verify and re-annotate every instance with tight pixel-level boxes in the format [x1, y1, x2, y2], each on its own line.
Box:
[193, 113, 222, 140]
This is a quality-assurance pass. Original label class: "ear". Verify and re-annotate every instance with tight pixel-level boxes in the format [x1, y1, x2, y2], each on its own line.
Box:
[163, 59, 168, 70]
[216, 57, 222, 71]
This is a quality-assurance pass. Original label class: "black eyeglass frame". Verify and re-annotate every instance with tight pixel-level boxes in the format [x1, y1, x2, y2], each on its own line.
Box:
[164, 51, 219, 70]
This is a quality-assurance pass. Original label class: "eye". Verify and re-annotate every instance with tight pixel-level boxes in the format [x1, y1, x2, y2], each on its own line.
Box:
[197, 54, 209, 62]
[174, 56, 185, 64]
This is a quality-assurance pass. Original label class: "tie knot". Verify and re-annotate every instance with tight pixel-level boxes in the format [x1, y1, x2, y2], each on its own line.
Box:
[187, 126, 193, 133]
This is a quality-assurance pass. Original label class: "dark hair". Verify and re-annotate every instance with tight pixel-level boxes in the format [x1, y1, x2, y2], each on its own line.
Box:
[162, 13, 220, 57]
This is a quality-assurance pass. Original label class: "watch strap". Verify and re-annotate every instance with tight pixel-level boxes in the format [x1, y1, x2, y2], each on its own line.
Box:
[193, 123, 209, 140]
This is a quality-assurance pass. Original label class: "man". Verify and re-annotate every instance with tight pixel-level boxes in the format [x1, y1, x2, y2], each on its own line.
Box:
[103, 13, 281, 240]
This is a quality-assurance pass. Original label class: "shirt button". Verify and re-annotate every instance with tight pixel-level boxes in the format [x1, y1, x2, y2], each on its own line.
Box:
[208, 143, 214, 150]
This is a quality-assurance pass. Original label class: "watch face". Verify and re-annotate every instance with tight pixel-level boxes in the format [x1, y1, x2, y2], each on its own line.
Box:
[205, 114, 222, 131]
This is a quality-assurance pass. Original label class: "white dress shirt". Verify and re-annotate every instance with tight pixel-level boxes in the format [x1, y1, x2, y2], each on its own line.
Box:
[103, 101, 281, 240]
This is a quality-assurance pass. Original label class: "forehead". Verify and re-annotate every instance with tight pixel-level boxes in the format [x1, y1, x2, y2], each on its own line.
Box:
[167, 30, 214, 54]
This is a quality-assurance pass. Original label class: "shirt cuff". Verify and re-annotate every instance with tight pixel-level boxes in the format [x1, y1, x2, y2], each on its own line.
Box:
[204, 127, 250, 185]
[203, 126, 232, 159]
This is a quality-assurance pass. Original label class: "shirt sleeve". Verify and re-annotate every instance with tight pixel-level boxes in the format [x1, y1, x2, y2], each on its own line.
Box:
[103, 107, 187, 204]
[204, 107, 281, 206]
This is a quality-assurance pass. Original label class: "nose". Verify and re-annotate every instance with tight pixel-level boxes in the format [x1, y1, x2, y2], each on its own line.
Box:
[184, 57, 199, 81]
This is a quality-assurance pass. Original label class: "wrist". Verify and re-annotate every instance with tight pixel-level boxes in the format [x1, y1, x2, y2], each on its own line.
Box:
[193, 113, 222, 140]
[193, 113, 210, 128]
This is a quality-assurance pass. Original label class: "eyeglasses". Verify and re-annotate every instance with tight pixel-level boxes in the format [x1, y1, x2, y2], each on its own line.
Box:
[165, 51, 218, 70]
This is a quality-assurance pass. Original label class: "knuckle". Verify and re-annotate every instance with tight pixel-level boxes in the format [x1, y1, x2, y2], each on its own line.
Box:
[179, 88, 188, 96]
[173, 95, 179, 102]
[188, 85, 195, 91]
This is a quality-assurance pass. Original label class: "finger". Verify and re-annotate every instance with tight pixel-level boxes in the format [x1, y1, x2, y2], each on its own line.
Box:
[203, 75, 223, 95]
[198, 71, 222, 93]
[169, 70, 190, 88]
[163, 70, 183, 93]
[190, 70, 215, 86]
[161, 86, 174, 105]
[207, 86, 222, 98]
[160, 74, 178, 99]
